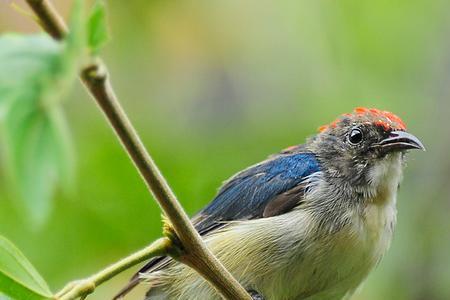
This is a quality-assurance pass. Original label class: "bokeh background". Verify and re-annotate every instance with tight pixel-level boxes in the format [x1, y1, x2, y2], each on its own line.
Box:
[1, 0, 449, 299]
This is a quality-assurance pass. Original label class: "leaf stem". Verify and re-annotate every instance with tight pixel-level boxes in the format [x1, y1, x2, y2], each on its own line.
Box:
[24, 0, 251, 299]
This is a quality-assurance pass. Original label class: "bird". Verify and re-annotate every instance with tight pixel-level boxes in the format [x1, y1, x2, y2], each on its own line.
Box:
[115, 107, 425, 300]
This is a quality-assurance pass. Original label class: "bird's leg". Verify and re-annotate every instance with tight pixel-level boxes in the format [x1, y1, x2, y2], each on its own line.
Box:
[247, 289, 265, 300]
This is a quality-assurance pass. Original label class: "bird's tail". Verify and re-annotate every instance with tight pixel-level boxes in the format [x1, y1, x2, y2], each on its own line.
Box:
[113, 276, 140, 300]
[113, 256, 168, 299]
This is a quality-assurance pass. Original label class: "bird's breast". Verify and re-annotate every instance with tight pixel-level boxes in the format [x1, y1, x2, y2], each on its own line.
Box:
[266, 186, 398, 299]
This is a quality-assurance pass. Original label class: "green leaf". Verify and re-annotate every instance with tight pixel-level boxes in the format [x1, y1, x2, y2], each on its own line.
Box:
[0, 0, 85, 225]
[0, 35, 61, 112]
[0, 235, 52, 299]
[3, 103, 74, 225]
[65, 0, 86, 64]
[87, 0, 109, 54]
[0, 293, 13, 300]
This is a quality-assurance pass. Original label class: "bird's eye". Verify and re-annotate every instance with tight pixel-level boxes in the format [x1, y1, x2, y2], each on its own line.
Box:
[348, 128, 363, 145]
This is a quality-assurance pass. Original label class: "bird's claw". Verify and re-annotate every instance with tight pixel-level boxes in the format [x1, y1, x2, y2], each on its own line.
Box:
[247, 289, 265, 300]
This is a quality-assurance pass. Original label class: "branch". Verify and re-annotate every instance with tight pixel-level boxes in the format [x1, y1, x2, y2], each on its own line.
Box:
[26, 0, 67, 40]
[24, 0, 251, 299]
[55, 238, 172, 300]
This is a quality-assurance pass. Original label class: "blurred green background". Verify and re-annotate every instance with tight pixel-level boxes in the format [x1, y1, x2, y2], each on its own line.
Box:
[1, 0, 449, 299]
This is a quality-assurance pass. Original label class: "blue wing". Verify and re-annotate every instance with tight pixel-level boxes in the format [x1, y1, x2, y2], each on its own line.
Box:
[194, 151, 321, 234]
[113, 150, 321, 299]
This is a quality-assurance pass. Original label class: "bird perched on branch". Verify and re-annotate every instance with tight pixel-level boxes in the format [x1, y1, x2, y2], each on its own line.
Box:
[115, 107, 424, 300]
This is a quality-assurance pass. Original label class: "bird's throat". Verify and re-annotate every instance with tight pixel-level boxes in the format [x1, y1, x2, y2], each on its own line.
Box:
[367, 153, 403, 205]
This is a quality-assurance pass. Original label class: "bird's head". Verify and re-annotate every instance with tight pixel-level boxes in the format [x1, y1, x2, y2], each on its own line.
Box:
[307, 107, 425, 188]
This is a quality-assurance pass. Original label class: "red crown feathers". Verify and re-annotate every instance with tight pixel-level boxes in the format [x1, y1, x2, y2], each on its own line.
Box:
[318, 107, 407, 133]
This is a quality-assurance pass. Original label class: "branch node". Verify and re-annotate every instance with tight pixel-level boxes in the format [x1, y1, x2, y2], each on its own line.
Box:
[82, 63, 107, 84]
[162, 216, 185, 258]
[81, 279, 96, 295]
[56, 279, 95, 300]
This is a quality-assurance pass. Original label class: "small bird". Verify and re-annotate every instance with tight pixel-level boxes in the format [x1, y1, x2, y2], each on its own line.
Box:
[115, 107, 425, 300]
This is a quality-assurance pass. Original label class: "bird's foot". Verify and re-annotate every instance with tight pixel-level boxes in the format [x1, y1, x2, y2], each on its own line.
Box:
[247, 289, 265, 300]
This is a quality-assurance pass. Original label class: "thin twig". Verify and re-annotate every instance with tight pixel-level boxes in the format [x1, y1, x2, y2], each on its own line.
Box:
[56, 238, 172, 300]
[24, 0, 251, 299]
[26, 0, 67, 39]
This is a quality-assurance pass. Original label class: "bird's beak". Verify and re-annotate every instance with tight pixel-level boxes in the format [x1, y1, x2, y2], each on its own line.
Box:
[378, 130, 426, 153]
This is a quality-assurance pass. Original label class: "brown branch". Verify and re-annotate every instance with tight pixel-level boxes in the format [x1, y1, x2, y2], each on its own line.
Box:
[24, 0, 251, 299]
[26, 0, 67, 40]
